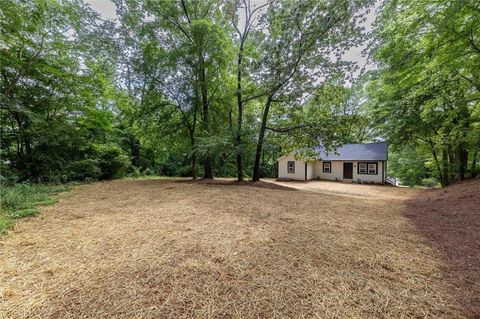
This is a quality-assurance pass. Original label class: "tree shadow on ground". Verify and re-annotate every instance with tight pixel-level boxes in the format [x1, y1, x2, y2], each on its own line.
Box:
[404, 178, 480, 318]
[175, 178, 297, 191]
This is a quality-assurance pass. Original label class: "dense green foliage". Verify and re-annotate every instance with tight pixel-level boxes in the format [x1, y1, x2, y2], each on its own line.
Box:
[367, 0, 480, 186]
[1, 0, 478, 187]
[1, 0, 131, 183]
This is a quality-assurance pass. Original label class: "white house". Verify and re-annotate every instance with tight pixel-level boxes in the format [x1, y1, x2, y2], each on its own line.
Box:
[277, 142, 388, 184]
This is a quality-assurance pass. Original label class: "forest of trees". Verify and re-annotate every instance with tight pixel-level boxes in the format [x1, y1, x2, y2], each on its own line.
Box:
[1, 0, 479, 187]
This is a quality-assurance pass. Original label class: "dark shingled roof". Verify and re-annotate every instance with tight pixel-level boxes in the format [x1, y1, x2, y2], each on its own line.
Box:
[313, 142, 388, 161]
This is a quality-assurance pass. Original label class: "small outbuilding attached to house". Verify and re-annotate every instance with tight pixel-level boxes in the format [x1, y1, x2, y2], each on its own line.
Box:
[277, 142, 388, 184]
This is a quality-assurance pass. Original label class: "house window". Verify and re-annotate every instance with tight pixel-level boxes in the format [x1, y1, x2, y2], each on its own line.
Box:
[368, 163, 377, 175]
[358, 162, 367, 174]
[358, 162, 377, 175]
[323, 162, 331, 173]
[287, 161, 295, 173]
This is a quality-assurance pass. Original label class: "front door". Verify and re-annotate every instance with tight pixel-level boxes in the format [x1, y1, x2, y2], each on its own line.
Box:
[343, 162, 353, 179]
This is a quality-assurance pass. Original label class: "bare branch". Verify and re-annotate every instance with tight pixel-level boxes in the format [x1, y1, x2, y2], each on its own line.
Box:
[266, 124, 315, 133]
[181, 0, 192, 24]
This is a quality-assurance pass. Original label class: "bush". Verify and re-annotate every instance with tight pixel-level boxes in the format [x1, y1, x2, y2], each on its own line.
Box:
[0, 183, 69, 234]
[0, 162, 19, 186]
[142, 168, 154, 176]
[0, 183, 68, 211]
[95, 144, 130, 179]
[66, 159, 101, 181]
[421, 177, 439, 188]
[44, 144, 130, 182]
[157, 161, 177, 176]
[177, 165, 195, 177]
[128, 167, 142, 178]
[1, 185, 25, 211]
[468, 165, 480, 179]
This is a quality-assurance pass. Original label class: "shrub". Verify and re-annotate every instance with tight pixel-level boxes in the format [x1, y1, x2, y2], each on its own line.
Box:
[95, 144, 130, 179]
[0, 162, 19, 186]
[1, 186, 25, 211]
[157, 161, 177, 176]
[128, 167, 142, 178]
[421, 177, 439, 188]
[177, 165, 195, 177]
[66, 159, 101, 181]
[12, 208, 38, 219]
[143, 168, 154, 176]
[468, 165, 480, 179]
[0, 183, 69, 234]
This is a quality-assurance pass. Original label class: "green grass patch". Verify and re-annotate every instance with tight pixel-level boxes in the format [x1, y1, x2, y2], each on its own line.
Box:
[32, 198, 57, 206]
[12, 208, 38, 219]
[0, 217, 14, 235]
[0, 183, 70, 235]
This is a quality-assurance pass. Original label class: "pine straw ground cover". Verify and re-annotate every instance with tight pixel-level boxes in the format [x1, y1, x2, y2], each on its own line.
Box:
[0, 178, 476, 318]
[404, 178, 480, 318]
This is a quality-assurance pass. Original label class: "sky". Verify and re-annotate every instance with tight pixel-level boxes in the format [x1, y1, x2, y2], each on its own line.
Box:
[85, 0, 377, 73]
[87, 0, 117, 19]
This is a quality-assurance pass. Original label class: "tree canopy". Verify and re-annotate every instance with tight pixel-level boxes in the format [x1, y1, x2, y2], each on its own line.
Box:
[1, 0, 478, 186]
[367, 0, 480, 185]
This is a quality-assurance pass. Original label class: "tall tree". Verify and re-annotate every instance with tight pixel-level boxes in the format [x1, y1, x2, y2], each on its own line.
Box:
[229, 0, 268, 181]
[249, 0, 374, 181]
[368, 0, 480, 185]
[1, 0, 128, 182]
[117, 0, 233, 179]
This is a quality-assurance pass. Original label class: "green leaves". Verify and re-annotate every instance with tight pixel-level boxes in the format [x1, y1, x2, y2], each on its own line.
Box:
[3, 0, 475, 185]
[1, 0, 131, 182]
[367, 0, 480, 184]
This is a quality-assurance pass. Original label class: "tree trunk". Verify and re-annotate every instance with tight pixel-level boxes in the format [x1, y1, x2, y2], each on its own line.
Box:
[203, 154, 213, 179]
[235, 46, 244, 181]
[457, 103, 471, 180]
[191, 154, 197, 179]
[14, 113, 32, 180]
[198, 53, 213, 179]
[431, 146, 443, 185]
[458, 147, 468, 180]
[252, 96, 273, 182]
[442, 146, 449, 186]
[191, 136, 197, 179]
[24, 132, 34, 178]
[448, 144, 456, 181]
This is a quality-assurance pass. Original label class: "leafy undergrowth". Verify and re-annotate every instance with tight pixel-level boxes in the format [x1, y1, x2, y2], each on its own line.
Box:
[0, 183, 70, 235]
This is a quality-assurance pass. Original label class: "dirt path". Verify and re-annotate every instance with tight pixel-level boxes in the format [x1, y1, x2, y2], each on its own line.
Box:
[269, 178, 416, 200]
[0, 178, 470, 318]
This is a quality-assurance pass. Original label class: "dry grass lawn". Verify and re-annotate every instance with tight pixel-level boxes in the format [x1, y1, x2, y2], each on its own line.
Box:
[1, 178, 478, 318]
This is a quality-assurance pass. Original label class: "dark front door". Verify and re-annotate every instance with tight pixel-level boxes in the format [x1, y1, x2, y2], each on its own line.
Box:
[343, 162, 353, 179]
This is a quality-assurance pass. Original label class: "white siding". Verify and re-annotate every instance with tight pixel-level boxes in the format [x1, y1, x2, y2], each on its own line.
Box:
[306, 162, 314, 180]
[277, 155, 307, 180]
[278, 155, 385, 183]
[352, 161, 384, 183]
[313, 160, 384, 183]
[313, 161, 344, 181]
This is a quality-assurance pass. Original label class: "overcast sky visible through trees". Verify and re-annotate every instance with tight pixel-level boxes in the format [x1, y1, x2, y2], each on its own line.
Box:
[85, 0, 378, 77]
